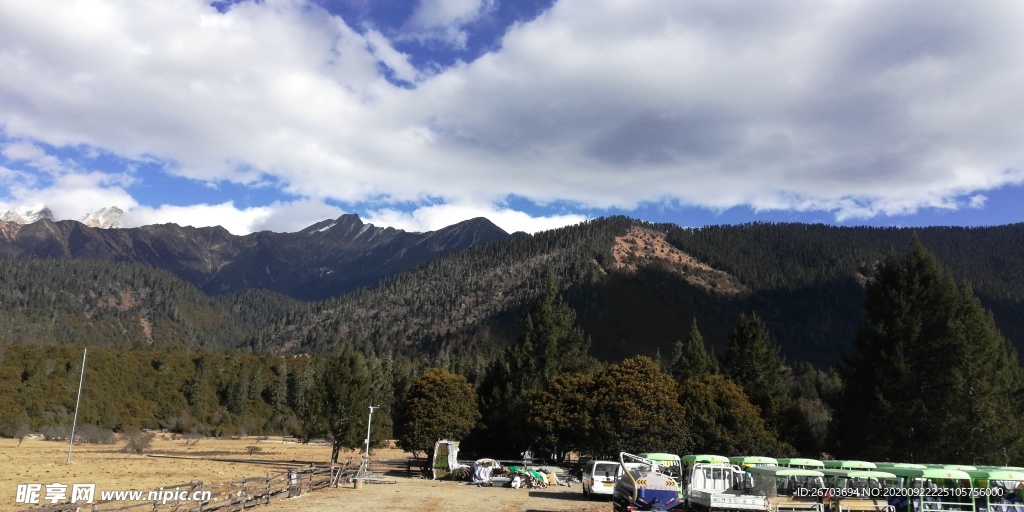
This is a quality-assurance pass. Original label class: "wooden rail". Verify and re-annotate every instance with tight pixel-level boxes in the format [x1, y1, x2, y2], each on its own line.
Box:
[28, 462, 354, 512]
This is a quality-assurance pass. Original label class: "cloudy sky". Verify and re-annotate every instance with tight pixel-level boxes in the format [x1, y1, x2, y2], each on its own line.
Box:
[2, 0, 1024, 235]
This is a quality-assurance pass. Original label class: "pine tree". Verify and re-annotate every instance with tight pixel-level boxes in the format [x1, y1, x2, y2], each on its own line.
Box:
[511, 278, 597, 384]
[721, 313, 789, 420]
[472, 278, 598, 457]
[297, 344, 373, 464]
[670, 318, 719, 384]
[834, 238, 1024, 463]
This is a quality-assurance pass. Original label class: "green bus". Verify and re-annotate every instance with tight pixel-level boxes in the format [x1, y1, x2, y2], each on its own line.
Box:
[927, 465, 978, 472]
[639, 453, 683, 478]
[780, 459, 826, 470]
[683, 454, 731, 467]
[884, 466, 976, 512]
[965, 468, 1023, 512]
[875, 463, 929, 470]
[731, 456, 779, 469]
[820, 469, 898, 512]
[745, 466, 825, 512]
[824, 461, 878, 470]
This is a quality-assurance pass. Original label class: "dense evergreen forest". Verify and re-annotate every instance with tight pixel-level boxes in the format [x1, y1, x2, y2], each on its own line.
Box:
[2, 217, 1023, 462]
[0, 343, 419, 446]
[5, 217, 1024, 365]
[0, 258, 302, 350]
[251, 218, 1024, 366]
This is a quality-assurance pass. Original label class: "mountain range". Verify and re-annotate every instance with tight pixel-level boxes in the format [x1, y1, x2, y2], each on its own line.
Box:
[0, 212, 509, 300]
[2, 213, 1024, 368]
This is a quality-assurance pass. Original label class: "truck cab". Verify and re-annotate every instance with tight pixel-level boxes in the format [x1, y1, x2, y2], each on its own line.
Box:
[612, 452, 684, 512]
[682, 456, 769, 512]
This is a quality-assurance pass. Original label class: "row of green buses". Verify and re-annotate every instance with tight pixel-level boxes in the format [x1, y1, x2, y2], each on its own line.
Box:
[684, 456, 1023, 512]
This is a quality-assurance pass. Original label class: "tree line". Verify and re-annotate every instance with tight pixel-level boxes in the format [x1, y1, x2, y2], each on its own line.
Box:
[393, 239, 1024, 464]
[6, 218, 1024, 370]
[2, 238, 1022, 465]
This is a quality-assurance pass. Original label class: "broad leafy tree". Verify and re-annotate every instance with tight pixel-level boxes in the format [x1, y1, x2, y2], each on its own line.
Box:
[526, 373, 595, 460]
[678, 374, 792, 456]
[397, 368, 480, 457]
[297, 344, 373, 464]
[834, 238, 1024, 463]
[588, 356, 688, 457]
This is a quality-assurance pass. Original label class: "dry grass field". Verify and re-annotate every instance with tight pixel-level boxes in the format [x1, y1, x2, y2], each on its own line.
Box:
[1, 435, 608, 512]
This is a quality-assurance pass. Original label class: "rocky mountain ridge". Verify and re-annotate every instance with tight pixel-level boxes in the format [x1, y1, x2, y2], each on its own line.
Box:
[0, 213, 509, 301]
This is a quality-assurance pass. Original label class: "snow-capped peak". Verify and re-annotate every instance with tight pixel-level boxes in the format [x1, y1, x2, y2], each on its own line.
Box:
[0, 205, 54, 225]
[79, 206, 125, 229]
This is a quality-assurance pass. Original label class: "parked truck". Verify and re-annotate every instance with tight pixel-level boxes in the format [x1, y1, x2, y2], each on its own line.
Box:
[684, 460, 769, 512]
[612, 452, 685, 512]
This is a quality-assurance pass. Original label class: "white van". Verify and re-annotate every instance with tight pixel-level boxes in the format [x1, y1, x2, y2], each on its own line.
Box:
[583, 460, 622, 498]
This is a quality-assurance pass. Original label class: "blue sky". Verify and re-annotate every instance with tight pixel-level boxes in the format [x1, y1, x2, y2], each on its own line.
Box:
[3, 0, 1024, 235]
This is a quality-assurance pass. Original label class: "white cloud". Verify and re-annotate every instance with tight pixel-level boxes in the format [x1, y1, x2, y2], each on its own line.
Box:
[403, 0, 494, 48]
[1, 0, 1024, 233]
[2, 141, 64, 173]
[128, 202, 273, 235]
[364, 29, 420, 83]
[2, 141, 46, 161]
[250, 198, 346, 233]
[363, 201, 587, 234]
[7, 170, 138, 221]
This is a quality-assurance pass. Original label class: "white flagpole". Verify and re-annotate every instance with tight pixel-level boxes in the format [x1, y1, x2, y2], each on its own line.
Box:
[67, 347, 87, 463]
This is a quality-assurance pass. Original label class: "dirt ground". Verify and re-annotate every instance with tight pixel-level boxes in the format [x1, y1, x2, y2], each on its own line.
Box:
[266, 473, 611, 512]
[1, 435, 609, 512]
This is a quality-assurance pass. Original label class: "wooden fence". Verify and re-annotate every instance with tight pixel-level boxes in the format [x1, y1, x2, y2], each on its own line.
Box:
[29, 462, 354, 512]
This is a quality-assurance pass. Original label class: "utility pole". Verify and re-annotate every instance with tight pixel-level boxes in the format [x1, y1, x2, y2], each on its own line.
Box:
[352, 405, 379, 482]
[67, 347, 87, 463]
[363, 405, 379, 462]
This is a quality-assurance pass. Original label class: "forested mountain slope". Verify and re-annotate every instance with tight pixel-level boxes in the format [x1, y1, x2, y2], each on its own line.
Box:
[0, 214, 508, 301]
[3, 217, 1024, 367]
[256, 218, 1024, 366]
[0, 258, 299, 350]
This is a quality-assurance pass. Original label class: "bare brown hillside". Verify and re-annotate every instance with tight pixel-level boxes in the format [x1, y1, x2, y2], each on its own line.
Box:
[610, 227, 748, 296]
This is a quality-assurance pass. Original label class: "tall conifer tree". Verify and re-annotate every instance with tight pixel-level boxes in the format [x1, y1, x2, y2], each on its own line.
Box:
[297, 344, 373, 464]
[834, 238, 1024, 463]
[671, 318, 719, 384]
[721, 313, 789, 421]
[473, 278, 597, 457]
